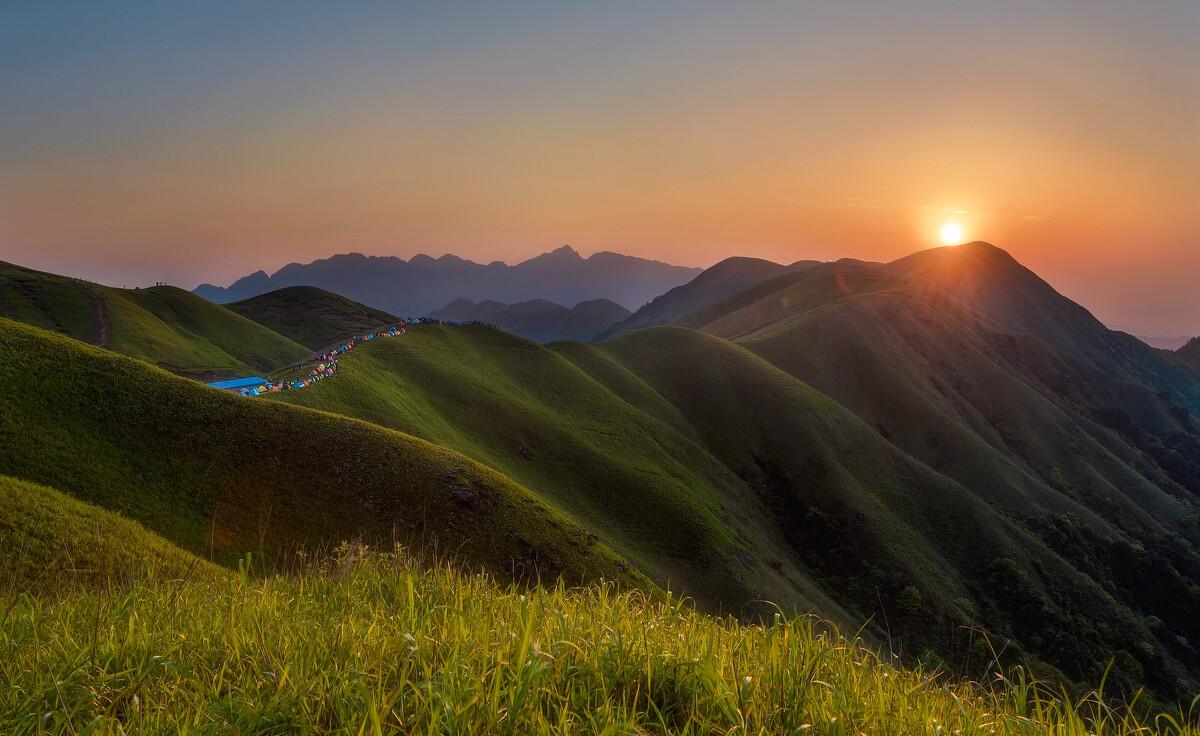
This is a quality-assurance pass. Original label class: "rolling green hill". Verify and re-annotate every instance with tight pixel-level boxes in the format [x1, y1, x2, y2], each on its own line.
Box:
[428, 297, 630, 342]
[272, 320, 1200, 699]
[227, 285, 401, 350]
[271, 323, 842, 616]
[598, 256, 820, 339]
[0, 261, 309, 378]
[885, 242, 1200, 413]
[0, 474, 221, 592]
[0, 318, 640, 590]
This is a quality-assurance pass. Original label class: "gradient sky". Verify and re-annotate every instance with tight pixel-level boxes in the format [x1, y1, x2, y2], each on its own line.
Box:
[2, 1, 1197, 334]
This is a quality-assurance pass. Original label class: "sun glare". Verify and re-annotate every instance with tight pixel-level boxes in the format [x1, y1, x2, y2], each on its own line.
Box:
[939, 221, 966, 245]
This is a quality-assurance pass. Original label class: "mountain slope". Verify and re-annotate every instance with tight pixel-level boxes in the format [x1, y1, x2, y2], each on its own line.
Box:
[598, 256, 819, 339]
[1180, 337, 1200, 371]
[591, 327, 1200, 696]
[227, 285, 399, 350]
[428, 297, 630, 342]
[886, 242, 1200, 413]
[271, 319, 1200, 697]
[271, 323, 840, 615]
[654, 250, 1200, 695]
[195, 245, 702, 315]
[0, 318, 640, 588]
[0, 474, 221, 592]
[0, 261, 309, 378]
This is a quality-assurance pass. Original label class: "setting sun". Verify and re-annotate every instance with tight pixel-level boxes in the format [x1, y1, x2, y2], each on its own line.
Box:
[939, 221, 966, 245]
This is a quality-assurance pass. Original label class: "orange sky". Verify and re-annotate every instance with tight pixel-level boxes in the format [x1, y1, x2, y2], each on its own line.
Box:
[1, 2, 1197, 334]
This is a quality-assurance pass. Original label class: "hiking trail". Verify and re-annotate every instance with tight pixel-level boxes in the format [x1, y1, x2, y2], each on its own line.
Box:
[87, 285, 111, 348]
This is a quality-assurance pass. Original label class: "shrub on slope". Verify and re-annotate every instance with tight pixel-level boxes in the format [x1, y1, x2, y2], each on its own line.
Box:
[0, 318, 638, 588]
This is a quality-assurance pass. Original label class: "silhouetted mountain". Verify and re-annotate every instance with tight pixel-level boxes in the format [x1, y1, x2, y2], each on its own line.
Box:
[1180, 338, 1200, 371]
[428, 297, 629, 343]
[194, 245, 701, 316]
[598, 257, 820, 339]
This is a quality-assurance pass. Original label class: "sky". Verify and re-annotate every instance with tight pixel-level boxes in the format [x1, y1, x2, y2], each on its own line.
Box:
[1, 1, 1198, 335]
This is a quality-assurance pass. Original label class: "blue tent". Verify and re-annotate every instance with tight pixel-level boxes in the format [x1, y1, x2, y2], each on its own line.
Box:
[206, 376, 269, 391]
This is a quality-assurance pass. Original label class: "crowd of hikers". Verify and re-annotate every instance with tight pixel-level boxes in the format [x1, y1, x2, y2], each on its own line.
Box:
[220, 317, 497, 397]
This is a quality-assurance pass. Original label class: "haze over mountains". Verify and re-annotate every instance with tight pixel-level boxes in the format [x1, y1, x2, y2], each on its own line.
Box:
[4, 241, 1200, 703]
[195, 245, 701, 317]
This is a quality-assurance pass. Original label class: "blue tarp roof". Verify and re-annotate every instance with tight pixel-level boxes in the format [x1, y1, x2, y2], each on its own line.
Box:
[206, 376, 268, 390]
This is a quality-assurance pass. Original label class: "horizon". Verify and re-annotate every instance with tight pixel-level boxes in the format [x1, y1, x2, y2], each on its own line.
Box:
[2, 1, 1198, 335]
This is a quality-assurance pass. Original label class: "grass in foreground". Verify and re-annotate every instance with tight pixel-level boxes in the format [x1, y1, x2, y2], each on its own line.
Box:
[1, 550, 1194, 735]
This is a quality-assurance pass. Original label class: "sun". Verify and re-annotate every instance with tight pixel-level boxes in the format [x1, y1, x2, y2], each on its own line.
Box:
[939, 221, 966, 245]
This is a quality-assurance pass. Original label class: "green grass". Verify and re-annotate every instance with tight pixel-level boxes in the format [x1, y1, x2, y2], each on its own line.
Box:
[0, 261, 310, 378]
[227, 285, 400, 350]
[1, 551, 1194, 735]
[0, 474, 220, 593]
[659, 260, 1200, 700]
[272, 324, 789, 614]
[271, 321, 1200, 702]
[0, 318, 641, 590]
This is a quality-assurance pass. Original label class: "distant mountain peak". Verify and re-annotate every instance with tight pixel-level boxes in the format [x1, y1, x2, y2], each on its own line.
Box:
[528, 244, 584, 263]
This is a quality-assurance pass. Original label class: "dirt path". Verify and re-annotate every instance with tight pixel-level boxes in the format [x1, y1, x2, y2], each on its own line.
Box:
[87, 285, 110, 347]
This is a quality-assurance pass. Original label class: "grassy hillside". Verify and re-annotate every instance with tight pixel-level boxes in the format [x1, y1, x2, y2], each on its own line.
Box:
[428, 297, 630, 342]
[0, 474, 221, 592]
[227, 285, 400, 350]
[599, 256, 818, 339]
[272, 323, 838, 615]
[2, 552, 1192, 735]
[0, 318, 640, 589]
[595, 328, 1200, 695]
[0, 261, 309, 377]
[648, 256, 1200, 697]
[886, 243, 1200, 413]
[272, 322, 1200, 699]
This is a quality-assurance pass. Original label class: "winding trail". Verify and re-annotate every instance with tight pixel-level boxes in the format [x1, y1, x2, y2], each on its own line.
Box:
[87, 286, 111, 348]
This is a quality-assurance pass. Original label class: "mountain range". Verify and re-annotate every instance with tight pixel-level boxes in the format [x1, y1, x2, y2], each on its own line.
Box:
[4, 241, 1200, 703]
[194, 245, 702, 316]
